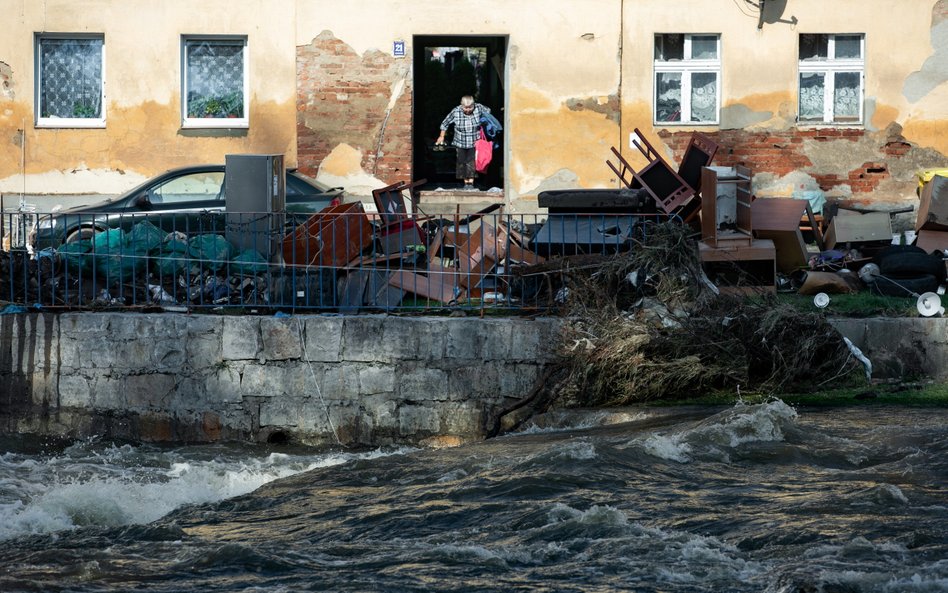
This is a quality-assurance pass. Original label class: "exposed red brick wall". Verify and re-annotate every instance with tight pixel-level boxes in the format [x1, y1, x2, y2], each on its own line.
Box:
[296, 34, 412, 183]
[657, 128, 901, 198]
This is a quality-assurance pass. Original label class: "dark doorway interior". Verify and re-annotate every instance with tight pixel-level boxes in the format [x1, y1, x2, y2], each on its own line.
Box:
[412, 35, 506, 191]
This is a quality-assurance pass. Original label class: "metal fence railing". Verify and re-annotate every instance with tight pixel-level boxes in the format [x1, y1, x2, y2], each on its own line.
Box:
[0, 208, 674, 314]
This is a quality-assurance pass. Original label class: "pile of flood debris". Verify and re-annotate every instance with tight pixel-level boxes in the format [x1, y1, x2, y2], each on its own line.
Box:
[489, 222, 864, 436]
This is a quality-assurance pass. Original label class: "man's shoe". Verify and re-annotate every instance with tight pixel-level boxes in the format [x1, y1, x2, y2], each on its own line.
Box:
[462, 184, 475, 191]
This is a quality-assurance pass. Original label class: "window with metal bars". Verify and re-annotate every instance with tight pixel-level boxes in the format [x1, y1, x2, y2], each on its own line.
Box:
[35, 35, 105, 128]
[182, 37, 248, 128]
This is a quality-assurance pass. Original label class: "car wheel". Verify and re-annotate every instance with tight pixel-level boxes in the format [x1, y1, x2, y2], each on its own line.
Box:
[879, 252, 946, 281]
[65, 227, 100, 244]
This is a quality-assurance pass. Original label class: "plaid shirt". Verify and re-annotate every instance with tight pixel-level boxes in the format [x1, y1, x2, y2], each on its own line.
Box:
[440, 103, 490, 149]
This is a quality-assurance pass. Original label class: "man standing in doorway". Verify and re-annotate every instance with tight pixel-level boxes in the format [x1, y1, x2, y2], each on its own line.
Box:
[436, 95, 490, 191]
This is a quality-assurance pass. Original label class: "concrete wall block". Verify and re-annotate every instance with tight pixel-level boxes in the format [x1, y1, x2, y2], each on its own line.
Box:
[326, 403, 363, 444]
[342, 316, 388, 362]
[444, 319, 487, 360]
[359, 365, 395, 395]
[222, 317, 261, 360]
[30, 370, 58, 407]
[60, 313, 106, 335]
[108, 314, 175, 339]
[480, 319, 514, 361]
[438, 401, 485, 435]
[90, 374, 127, 410]
[240, 363, 277, 396]
[75, 333, 126, 370]
[377, 317, 420, 360]
[128, 338, 186, 371]
[185, 316, 223, 362]
[362, 395, 398, 432]
[7, 314, 60, 373]
[509, 321, 544, 361]
[297, 399, 336, 433]
[303, 316, 343, 362]
[58, 374, 92, 408]
[259, 317, 303, 361]
[202, 363, 244, 403]
[829, 319, 869, 350]
[58, 338, 82, 370]
[498, 363, 542, 397]
[447, 365, 499, 400]
[259, 397, 303, 427]
[399, 403, 441, 436]
[243, 363, 323, 397]
[397, 366, 449, 400]
[125, 373, 176, 411]
[320, 364, 361, 399]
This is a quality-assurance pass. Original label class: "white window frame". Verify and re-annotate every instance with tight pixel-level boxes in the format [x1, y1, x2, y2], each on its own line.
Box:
[181, 35, 249, 129]
[797, 34, 865, 125]
[653, 34, 721, 126]
[34, 33, 106, 129]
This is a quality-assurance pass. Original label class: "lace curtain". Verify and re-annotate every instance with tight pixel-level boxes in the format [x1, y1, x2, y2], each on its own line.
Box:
[39, 38, 102, 119]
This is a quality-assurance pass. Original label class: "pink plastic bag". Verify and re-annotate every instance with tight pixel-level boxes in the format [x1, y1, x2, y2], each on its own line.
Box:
[475, 128, 493, 173]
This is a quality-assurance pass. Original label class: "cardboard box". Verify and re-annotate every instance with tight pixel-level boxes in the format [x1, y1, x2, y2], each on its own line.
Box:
[824, 211, 892, 250]
[915, 229, 948, 254]
[751, 198, 812, 273]
[916, 174, 948, 232]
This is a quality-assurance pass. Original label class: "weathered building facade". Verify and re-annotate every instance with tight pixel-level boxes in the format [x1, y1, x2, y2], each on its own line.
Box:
[1, 0, 947, 212]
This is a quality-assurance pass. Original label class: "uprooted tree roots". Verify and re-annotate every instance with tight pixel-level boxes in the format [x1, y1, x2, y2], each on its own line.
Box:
[489, 222, 862, 436]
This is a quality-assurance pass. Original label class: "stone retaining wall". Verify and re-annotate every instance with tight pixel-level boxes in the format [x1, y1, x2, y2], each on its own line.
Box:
[1, 314, 946, 447]
[0, 313, 560, 446]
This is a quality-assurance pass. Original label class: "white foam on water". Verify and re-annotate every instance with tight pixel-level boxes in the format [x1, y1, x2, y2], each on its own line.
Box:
[631, 400, 798, 463]
[552, 439, 598, 461]
[517, 410, 650, 435]
[639, 433, 693, 462]
[0, 444, 412, 541]
[881, 570, 948, 592]
[546, 502, 629, 528]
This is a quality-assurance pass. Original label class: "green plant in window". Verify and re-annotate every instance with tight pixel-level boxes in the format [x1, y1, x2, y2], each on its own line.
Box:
[189, 93, 243, 118]
[219, 91, 243, 118]
[72, 102, 97, 118]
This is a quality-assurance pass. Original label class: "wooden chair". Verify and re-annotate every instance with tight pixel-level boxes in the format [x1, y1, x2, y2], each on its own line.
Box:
[607, 129, 694, 215]
[371, 179, 427, 254]
[607, 128, 719, 223]
[673, 132, 720, 224]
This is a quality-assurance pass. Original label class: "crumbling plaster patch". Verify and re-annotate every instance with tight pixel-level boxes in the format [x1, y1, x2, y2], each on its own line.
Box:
[720, 92, 795, 131]
[801, 135, 881, 177]
[317, 143, 384, 199]
[0, 62, 13, 100]
[720, 104, 773, 130]
[522, 168, 581, 197]
[565, 95, 620, 123]
[903, 1, 948, 103]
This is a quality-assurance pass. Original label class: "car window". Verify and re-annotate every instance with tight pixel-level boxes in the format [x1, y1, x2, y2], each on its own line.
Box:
[285, 175, 307, 198]
[149, 171, 224, 204]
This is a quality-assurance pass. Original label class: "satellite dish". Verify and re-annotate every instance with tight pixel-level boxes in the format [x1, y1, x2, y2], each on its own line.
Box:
[813, 292, 830, 308]
[916, 292, 945, 317]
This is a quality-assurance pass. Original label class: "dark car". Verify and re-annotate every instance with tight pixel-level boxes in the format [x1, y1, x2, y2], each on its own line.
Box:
[29, 165, 344, 250]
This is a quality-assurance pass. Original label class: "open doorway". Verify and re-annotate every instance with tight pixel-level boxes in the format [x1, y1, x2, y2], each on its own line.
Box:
[412, 35, 507, 192]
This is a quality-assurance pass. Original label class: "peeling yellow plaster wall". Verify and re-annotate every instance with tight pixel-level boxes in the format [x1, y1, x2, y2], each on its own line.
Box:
[1, 0, 298, 196]
[508, 87, 619, 196]
[0, 98, 297, 194]
[902, 119, 948, 156]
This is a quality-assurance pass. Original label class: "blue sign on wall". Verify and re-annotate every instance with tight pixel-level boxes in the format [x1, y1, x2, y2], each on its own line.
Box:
[393, 41, 406, 57]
